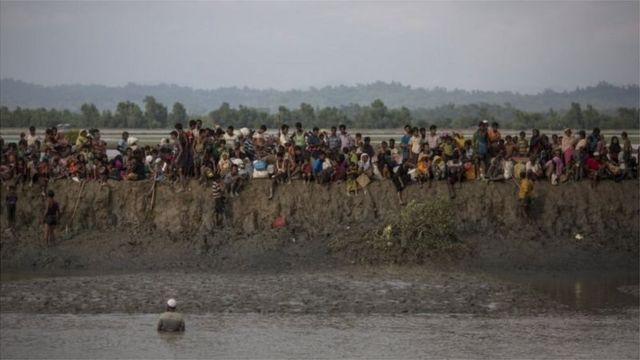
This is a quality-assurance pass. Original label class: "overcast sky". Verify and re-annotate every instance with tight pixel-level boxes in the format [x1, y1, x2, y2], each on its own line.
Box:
[1, 1, 638, 93]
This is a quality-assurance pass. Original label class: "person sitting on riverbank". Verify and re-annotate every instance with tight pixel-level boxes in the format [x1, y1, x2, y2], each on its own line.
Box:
[525, 155, 543, 180]
[268, 152, 291, 199]
[0, 125, 637, 209]
[224, 164, 244, 197]
[416, 148, 432, 187]
[157, 298, 185, 333]
[586, 152, 606, 187]
[545, 149, 564, 185]
[117, 131, 129, 155]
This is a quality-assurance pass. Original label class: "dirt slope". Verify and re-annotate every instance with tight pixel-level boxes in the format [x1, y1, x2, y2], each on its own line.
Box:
[1, 179, 638, 271]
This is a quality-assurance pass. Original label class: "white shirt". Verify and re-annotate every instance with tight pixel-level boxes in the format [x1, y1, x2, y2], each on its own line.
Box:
[279, 132, 290, 146]
[526, 161, 540, 174]
[503, 160, 514, 179]
[223, 133, 237, 148]
[26, 133, 41, 146]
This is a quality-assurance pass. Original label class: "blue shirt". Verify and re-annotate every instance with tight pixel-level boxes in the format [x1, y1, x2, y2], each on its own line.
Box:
[400, 134, 411, 159]
[312, 158, 323, 174]
[117, 139, 128, 155]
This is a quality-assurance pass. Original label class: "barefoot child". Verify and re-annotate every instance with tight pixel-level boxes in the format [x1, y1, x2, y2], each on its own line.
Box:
[346, 161, 359, 195]
[211, 174, 224, 227]
[5, 185, 18, 230]
[301, 156, 312, 184]
[43, 190, 60, 246]
[516, 170, 534, 218]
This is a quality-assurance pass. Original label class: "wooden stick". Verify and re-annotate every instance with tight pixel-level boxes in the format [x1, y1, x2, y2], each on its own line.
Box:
[150, 177, 158, 210]
[66, 180, 86, 233]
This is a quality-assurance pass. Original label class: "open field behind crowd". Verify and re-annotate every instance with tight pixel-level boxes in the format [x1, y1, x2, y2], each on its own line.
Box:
[1, 127, 639, 148]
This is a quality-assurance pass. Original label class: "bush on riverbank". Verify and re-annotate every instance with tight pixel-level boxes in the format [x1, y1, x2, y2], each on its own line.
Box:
[330, 198, 471, 264]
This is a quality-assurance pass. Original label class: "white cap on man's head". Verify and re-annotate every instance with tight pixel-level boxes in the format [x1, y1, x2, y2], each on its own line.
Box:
[167, 298, 177, 308]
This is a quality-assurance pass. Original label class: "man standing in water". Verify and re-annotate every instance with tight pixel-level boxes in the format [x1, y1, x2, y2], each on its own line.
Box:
[157, 299, 185, 332]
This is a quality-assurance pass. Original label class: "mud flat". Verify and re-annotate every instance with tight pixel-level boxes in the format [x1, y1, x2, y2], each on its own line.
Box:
[0, 269, 568, 315]
[1, 267, 639, 358]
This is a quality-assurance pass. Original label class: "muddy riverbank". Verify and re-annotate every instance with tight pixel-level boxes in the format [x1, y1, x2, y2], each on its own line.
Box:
[0, 268, 559, 315]
[1, 268, 638, 315]
[1, 180, 638, 272]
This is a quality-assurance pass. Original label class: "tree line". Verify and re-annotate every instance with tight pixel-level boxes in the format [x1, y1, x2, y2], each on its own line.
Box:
[2, 78, 638, 113]
[0, 96, 638, 130]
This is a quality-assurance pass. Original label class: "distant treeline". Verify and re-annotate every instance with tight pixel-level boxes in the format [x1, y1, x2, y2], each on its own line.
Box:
[0, 97, 638, 130]
[1, 78, 639, 114]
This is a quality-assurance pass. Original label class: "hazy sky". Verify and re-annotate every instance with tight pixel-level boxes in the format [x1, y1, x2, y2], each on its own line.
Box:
[1, 1, 638, 93]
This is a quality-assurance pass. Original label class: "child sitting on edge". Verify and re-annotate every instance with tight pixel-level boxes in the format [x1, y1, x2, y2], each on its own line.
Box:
[346, 161, 359, 195]
[301, 156, 313, 184]
[416, 150, 432, 188]
[217, 153, 231, 177]
[200, 157, 215, 185]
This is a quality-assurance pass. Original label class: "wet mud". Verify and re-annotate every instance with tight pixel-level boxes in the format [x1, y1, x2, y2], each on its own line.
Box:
[2, 268, 637, 316]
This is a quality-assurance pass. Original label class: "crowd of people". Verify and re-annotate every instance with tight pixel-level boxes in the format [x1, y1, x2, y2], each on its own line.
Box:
[1, 120, 638, 229]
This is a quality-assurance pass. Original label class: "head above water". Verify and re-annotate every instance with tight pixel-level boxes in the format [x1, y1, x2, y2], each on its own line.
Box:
[167, 298, 177, 310]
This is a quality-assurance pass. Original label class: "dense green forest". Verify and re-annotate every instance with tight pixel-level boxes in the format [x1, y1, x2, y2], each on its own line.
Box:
[1, 78, 638, 114]
[1, 97, 638, 130]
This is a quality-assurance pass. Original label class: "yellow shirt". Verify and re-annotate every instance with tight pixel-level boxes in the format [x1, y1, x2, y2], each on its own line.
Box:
[513, 162, 526, 180]
[411, 136, 422, 154]
[441, 143, 454, 157]
[454, 135, 465, 150]
[518, 178, 533, 199]
[75, 135, 88, 148]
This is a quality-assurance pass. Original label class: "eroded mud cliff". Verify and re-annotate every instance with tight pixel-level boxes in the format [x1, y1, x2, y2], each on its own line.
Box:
[1, 179, 638, 271]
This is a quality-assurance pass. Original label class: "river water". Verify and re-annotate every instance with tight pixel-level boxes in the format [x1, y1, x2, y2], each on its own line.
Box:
[1, 270, 638, 359]
[1, 312, 639, 359]
[495, 270, 639, 311]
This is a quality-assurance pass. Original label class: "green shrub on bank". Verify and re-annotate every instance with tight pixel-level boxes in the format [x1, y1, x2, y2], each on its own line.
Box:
[330, 198, 469, 264]
[374, 199, 458, 251]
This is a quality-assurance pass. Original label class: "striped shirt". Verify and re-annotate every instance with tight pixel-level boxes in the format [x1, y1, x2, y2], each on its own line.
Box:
[243, 138, 255, 159]
[212, 182, 223, 199]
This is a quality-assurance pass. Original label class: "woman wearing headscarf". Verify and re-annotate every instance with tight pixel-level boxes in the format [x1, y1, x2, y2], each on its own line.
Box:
[357, 153, 373, 178]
